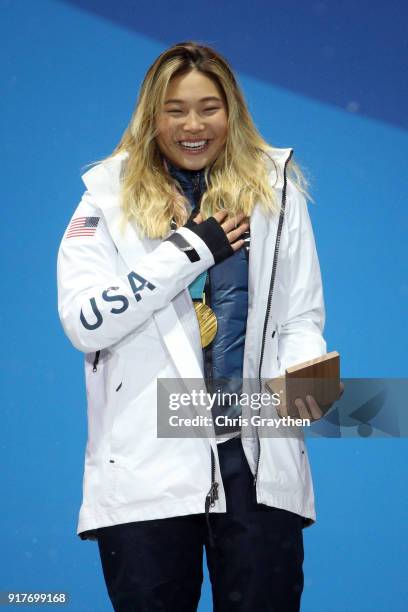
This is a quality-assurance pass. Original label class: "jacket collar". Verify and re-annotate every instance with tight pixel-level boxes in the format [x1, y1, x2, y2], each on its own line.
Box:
[164, 158, 207, 212]
[263, 146, 293, 190]
[165, 158, 206, 190]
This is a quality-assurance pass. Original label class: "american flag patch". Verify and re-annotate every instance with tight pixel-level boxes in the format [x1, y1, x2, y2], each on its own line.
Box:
[65, 216, 100, 239]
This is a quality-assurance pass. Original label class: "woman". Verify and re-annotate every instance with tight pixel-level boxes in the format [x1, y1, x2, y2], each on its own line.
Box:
[58, 41, 329, 611]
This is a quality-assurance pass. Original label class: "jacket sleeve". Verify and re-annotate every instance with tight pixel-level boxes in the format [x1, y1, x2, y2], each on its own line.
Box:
[277, 180, 327, 375]
[57, 191, 221, 353]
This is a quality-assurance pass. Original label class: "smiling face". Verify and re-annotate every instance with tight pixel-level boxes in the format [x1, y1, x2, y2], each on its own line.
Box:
[155, 69, 228, 171]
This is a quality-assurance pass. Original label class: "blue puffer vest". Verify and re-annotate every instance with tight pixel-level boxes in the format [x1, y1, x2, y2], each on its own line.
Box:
[167, 160, 249, 435]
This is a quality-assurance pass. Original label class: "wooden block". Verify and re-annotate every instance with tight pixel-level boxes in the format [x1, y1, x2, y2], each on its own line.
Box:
[266, 352, 341, 418]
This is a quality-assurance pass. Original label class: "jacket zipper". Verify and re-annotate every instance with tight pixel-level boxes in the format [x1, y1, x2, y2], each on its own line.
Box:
[203, 269, 213, 387]
[193, 172, 200, 190]
[253, 150, 293, 488]
[192, 172, 201, 209]
[92, 350, 100, 373]
[205, 446, 219, 547]
[203, 249, 217, 546]
[193, 167, 218, 545]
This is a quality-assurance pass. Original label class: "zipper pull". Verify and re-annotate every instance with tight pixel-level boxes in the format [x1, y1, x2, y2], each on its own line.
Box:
[254, 443, 261, 487]
[193, 172, 200, 192]
[210, 482, 218, 508]
[192, 172, 203, 209]
[92, 350, 101, 373]
[204, 483, 218, 549]
[206, 481, 219, 508]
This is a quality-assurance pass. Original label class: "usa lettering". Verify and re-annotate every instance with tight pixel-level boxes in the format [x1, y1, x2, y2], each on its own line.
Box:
[80, 273, 156, 330]
[127, 271, 156, 302]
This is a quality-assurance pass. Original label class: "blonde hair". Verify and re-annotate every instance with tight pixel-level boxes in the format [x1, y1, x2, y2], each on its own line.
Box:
[107, 41, 309, 239]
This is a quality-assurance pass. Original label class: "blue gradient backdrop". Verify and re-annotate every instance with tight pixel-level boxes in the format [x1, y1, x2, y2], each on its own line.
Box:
[1, 0, 407, 609]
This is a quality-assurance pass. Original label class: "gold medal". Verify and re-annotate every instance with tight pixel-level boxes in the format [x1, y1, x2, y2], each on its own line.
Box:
[193, 301, 217, 348]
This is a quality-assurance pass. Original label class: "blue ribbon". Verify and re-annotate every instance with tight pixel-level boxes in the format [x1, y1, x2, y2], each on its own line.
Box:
[188, 271, 207, 300]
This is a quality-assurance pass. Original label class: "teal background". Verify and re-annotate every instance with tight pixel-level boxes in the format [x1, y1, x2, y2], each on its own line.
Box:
[1, 0, 407, 609]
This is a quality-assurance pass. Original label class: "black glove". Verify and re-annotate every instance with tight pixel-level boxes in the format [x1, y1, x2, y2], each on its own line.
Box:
[185, 216, 234, 264]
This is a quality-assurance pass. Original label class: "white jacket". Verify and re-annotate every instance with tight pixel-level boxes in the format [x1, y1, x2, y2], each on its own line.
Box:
[57, 147, 326, 539]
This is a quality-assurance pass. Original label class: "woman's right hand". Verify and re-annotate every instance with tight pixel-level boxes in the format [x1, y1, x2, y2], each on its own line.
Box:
[192, 211, 249, 252]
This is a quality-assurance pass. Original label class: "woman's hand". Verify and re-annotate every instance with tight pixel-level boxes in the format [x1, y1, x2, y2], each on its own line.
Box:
[278, 382, 345, 422]
[192, 211, 249, 252]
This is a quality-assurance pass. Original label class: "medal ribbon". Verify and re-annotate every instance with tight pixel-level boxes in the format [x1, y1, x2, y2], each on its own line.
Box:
[188, 271, 207, 300]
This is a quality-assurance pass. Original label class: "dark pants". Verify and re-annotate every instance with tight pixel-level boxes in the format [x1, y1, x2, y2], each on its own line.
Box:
[97, 437, 304, 611]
